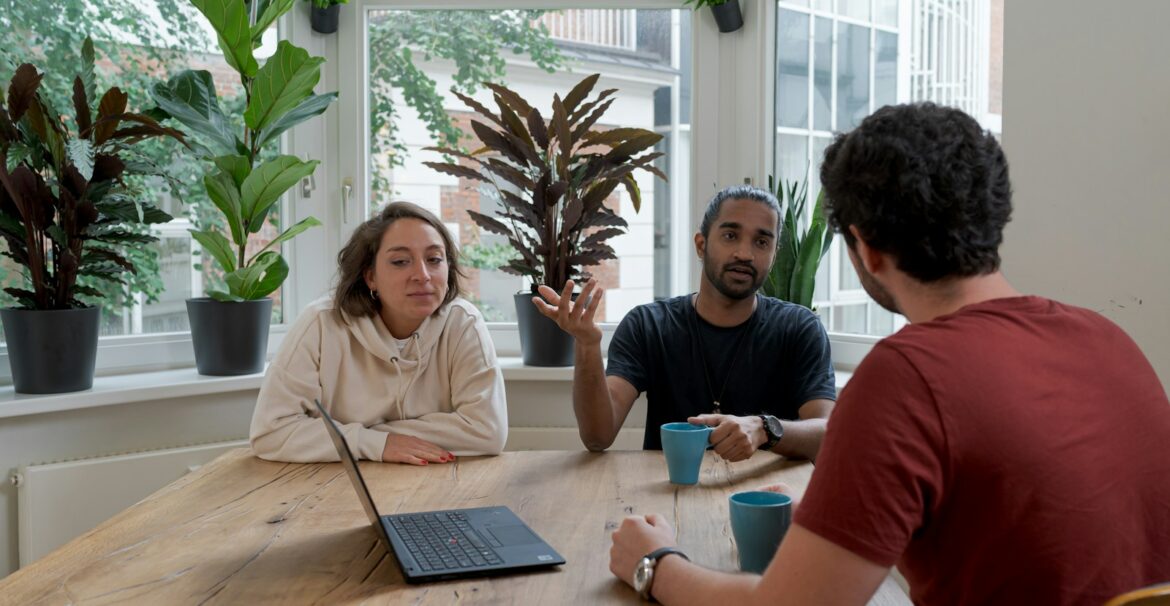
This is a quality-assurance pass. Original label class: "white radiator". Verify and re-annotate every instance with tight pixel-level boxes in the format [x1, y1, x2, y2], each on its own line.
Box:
[15, 439, 248, 567]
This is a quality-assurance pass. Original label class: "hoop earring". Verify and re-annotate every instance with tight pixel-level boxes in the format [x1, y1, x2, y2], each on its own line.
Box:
[369, 288, 378, 301]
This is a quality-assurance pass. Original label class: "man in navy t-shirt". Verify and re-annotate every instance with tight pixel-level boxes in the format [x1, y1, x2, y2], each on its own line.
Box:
[533, 185, 836, 461]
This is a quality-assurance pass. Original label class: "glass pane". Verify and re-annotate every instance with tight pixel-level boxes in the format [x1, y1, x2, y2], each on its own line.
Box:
[774, 134, 809, 191]
[0, 1, 283, 341]
[810, 136, 831, 203]
[812, 257, 830, 303]
[781, 0, 810, 7]
[837, 23, 870, 131]
[875, 30, 897, 111]
[832, 303, 867, 334]
[813, 0, 833, 12]
[839, 0, 870, 21]
[868, 303, 896, 336]
[813, 17, 833, 131]
[838, 240, 863, 290]
[776, 9, 810, 128]
[875, 0, 898, 27]
[366, 8, 691, 323]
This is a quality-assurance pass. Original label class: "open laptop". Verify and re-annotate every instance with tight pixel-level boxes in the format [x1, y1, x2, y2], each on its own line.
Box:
[314, 400, 565, 583]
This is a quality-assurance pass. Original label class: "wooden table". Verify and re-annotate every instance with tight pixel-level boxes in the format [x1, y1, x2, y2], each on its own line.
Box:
[0, 450, 910, 605]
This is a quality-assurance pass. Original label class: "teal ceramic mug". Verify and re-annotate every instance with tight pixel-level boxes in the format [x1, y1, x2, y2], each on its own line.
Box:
[729, 491, 792, 573]
[660, 422, 713, 485]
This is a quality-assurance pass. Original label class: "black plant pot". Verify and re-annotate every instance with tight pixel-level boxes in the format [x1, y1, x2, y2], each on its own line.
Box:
[1, 307, 100, 394]
[310, 4, 340, 34]
[187, 298, 272, 376]
[514, 292, 575, 367]
[710, 0, 744, 33]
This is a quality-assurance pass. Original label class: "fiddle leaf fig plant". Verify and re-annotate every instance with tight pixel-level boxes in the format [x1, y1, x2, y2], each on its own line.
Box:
[0, 38, 186, 310]
[149, 0, 336, 301]
[423, 73, 666, 293]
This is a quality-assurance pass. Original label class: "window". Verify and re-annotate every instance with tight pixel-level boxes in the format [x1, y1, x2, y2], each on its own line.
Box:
[0, 1, 288, 346]
[361, 7, 692, 323]
[774, 0, 1001, 337]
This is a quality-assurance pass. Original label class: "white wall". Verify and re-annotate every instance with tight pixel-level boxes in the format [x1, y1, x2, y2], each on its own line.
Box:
[1001, 1, 1170, 388]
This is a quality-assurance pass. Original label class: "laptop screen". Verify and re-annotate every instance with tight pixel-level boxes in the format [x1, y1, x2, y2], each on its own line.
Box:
[314, 399, 392, 550]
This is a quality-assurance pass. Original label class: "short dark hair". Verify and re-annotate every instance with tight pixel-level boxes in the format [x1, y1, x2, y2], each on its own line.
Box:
[820, 102, 1012, 283]
[334, 201, 465, 317]
[699, 185, 782, 237]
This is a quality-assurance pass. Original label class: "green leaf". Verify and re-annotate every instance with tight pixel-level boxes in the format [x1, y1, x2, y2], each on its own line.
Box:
[207, 289, 244, 302]
[252, 0, 295, 42]
[244, 41, 326, 132]
[240, 155, 319, 233]
[67, 139, 94, 180]
[204, 170, 245, 246]
[191, 0, 259, 78]
[213, 154, 252, 188]
[80, 37, 97, 112]
[253, 92, 337, 151]
[189, 228, 237, 273]
[226, 250, 287, 300]
[791, 227, 825, 309]
[150, 71, 238, 155]
[250, 216, 321, 260]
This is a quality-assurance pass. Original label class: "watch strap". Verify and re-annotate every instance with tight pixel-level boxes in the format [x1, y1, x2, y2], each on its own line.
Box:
[758, 414, 783, 450]
[638, 547, 689, 600]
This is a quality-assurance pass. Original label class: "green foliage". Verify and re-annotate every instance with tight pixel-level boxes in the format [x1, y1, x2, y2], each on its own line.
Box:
[460, 240, 518, 271]
[367, 10, 565, 208]
[0, 40, 186, 310]
[425, 73, 667, 293]
[761, 177, 833, 309]
[152, 0, 334, 301]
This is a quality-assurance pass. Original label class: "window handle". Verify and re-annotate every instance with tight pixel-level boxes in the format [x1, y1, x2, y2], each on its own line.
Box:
[342, 177, 353, 222]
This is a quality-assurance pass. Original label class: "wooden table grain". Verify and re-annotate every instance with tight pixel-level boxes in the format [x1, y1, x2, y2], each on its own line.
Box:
[0, 449, 910, 605]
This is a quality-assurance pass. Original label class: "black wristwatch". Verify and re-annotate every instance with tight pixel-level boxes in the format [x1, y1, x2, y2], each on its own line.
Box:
[758, 414, 784, 451]
[633, 547, 689, 601]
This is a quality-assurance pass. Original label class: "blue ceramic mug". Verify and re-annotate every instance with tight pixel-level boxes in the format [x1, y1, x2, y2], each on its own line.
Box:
[660, 422, 713, 485]
[729, 491, 792, 573]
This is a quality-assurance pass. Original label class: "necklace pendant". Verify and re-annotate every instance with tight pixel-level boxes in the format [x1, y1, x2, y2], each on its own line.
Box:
[713, 401, 721, 414]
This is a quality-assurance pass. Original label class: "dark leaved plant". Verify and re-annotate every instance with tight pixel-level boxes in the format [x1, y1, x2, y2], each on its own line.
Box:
[423, 73, 666, 293]
[0, 38, 185, 310]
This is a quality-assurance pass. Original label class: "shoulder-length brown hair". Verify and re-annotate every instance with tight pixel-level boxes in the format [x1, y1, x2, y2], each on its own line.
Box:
[334, 202, 465, 318]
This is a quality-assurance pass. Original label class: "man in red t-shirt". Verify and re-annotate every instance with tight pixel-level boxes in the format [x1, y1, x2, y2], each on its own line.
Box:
[607, 103, 1170, 605]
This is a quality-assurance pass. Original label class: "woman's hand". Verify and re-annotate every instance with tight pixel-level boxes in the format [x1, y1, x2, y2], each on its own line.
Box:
[382, 434, 454, 465]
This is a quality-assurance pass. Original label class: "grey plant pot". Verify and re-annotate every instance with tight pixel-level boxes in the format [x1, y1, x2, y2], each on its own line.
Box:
[711, 0, 744, 33]
[1, 306, 100, 394]
[187, 297, 272, 376]
[514, 292, 575, 367]
[310, 4, 340, 34]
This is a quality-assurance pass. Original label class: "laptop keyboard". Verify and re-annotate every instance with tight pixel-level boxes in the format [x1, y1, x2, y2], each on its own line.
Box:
[390, 512, 504, 572]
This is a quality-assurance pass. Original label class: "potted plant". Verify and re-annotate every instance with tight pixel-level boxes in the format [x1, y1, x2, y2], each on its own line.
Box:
[305, 0, 348, 34]
[0, 39, 186, 393]
[150, 0, 337, 375]
[684, 0, 744, 33]
[424, 73, 666, 366]
[760, 176, 833, 309]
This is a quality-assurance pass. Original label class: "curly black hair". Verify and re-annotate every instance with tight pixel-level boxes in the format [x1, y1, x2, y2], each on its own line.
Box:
[820, 103, 1012, 283]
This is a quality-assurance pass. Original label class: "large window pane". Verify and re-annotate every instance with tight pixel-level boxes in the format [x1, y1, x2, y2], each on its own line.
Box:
[837, 23, 870, 131]
[839, 0, 871, 21]
[366, 8, 691, 323]
[774, 134, 809, 189]
[776, 9, 810, 129]
[875, 30, 897, 110]
[875, 0, 899, 27]
[813, 17, 833, 131]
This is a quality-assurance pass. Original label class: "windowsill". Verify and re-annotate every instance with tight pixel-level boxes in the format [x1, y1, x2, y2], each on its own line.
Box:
[0, 358, 852, 420]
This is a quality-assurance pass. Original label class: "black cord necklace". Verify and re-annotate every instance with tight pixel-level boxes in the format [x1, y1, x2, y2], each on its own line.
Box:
[689, 295, 757, 415]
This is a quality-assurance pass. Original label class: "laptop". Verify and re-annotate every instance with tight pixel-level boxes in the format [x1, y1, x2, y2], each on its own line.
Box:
[314, 400, 566, 583]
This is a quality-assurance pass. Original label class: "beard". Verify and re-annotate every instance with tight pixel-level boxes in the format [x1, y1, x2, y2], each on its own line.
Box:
[703, 256, 764, 300]
[852, 255, 900, 314]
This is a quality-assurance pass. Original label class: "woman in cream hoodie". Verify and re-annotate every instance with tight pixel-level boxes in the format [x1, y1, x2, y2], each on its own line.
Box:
[250, 202, 507, 464]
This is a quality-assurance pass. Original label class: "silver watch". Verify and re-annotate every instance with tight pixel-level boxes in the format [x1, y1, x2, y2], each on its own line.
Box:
[632, 547, 689, 601]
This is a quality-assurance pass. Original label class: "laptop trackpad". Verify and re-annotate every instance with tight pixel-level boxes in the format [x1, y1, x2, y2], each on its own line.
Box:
[487, 525, 539, 546]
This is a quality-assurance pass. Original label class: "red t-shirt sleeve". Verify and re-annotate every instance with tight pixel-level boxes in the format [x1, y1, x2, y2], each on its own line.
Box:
[794, 341, 948, 567]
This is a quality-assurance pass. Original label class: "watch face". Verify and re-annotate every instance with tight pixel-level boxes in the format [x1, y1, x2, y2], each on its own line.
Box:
[633, 557, 654, 593]
[765, 415, 783, 438]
